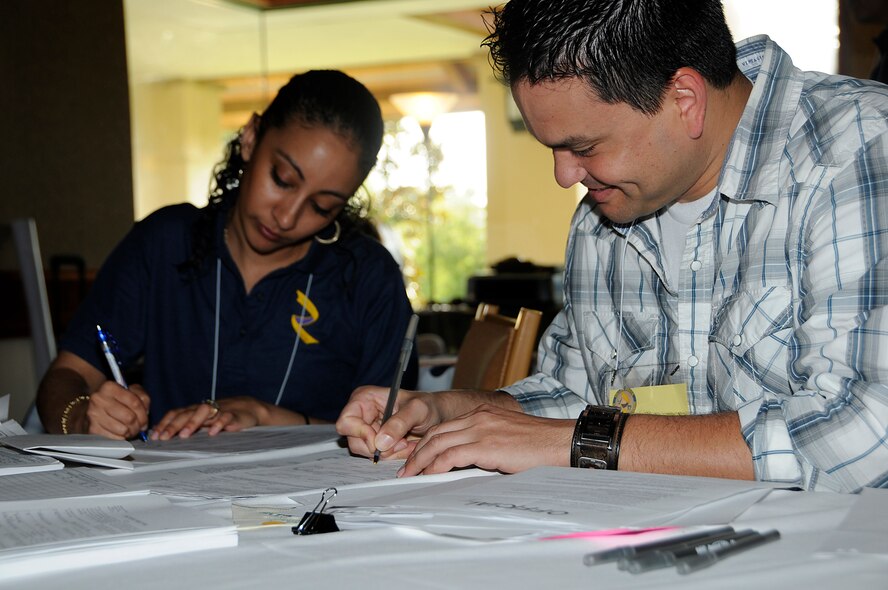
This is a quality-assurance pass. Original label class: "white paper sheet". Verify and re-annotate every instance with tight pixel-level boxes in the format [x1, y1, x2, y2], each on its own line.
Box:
[2, 433, 135, 469]
[132, 424, 341, 456]
[817, 487, 888, 555]
[116, 425, 344, 474]
[110, 451, 404, 499]
[0, 493, 237, 578]
[0, 419, 27, 437]
[348, 467, 774, 532]
[0, 446, 63, 476]
[0, 468, 139, 503]
[0, 394, 9, 422]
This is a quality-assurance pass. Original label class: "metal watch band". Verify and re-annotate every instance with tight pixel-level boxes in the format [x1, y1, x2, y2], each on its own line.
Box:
[570, 404, 629, 470]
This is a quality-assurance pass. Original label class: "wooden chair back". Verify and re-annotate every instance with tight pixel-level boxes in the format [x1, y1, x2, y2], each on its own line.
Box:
[450, 303, 543, 390]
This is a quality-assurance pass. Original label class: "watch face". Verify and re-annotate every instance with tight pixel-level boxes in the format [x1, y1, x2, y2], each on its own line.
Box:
[572, 405, 622, 469]
[611, 388, 637, 413]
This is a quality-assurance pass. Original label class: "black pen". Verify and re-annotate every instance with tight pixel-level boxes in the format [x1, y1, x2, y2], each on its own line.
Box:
[676, 529, 780, 574]
[620, 529, 758, 573]
[584, 525, 736, 565]
[373, 313, 419, 464]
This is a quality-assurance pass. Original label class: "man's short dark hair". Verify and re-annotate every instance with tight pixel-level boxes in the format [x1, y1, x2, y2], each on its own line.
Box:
[483, 0, 740, 115]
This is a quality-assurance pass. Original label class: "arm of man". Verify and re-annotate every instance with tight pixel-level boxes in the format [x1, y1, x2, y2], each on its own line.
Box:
[619, 412, 753, 479]
[37, 351, 150, 439]
[396, 404, 753, 479]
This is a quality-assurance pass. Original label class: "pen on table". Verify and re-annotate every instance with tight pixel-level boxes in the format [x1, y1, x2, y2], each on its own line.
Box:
[675, 529, 780, 575]
[583, 525, 736, 566]
[96, 324, 148, 442]
[619, 529, 759, 573]
[373, 313, 419, 464]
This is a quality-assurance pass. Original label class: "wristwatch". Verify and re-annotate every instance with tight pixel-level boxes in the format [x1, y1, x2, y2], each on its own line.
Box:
[570, 404, 629, 470]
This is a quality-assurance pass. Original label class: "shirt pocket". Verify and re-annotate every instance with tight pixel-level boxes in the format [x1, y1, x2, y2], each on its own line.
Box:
[582, 310, 664, 397]
[709, 286, 794, 405]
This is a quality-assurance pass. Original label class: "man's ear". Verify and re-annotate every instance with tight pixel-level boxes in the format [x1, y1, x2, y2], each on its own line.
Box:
[239, 113, 261, 162]
[671, 68, 707, 140]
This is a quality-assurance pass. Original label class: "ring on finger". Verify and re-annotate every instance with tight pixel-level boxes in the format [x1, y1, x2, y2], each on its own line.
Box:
[201, 398, 221, 418]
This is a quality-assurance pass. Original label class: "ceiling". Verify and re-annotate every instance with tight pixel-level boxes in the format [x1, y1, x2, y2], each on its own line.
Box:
[230, 0, 377, 9]
[123, 0, 495, 125]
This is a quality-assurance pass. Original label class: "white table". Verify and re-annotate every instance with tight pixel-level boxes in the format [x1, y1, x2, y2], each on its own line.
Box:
[3, 434, 886, 590]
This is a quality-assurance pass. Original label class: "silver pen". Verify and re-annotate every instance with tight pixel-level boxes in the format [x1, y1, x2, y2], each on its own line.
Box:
[373, 313, 419, 464]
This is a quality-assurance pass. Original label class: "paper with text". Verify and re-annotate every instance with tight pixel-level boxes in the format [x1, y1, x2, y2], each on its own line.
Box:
[0, 493, 237, 578]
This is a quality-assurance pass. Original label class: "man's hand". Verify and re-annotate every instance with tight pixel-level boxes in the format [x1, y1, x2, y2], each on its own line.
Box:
[335, 385, 563, 475]
[85, 382, 150, 440]
[335, 386, 443, 461]
[399, 405, 574, 476]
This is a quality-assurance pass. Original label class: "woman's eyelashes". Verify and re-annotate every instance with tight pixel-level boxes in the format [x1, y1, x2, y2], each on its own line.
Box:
[311, 201, 334, 217]
[270, 166, 293, 189]
[269, 164, 337, 218]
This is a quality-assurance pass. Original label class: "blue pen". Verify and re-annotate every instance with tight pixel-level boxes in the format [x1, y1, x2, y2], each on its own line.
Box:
[96, 325, 148, 442]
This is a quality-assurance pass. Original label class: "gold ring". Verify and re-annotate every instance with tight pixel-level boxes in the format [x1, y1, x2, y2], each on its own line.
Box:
[202, 398, 221, 418]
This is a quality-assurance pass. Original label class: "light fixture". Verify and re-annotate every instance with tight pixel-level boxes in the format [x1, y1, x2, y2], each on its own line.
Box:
[389, 92, 459, 132]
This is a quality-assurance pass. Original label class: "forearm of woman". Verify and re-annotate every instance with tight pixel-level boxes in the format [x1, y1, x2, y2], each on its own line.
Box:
[37, 366, 94, 434]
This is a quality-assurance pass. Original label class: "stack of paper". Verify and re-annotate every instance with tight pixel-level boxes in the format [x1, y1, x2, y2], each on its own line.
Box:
[1, 434, 134, 470]
[0, 493, 237, 578]
[122, 424, 343, 473]
[311, 466, 776, 540]
[0, 415, 64, 475]
[0, 447, 62, 476]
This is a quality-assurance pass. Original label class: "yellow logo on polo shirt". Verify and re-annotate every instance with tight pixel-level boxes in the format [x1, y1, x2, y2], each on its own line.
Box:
[291, 289, 319, 345]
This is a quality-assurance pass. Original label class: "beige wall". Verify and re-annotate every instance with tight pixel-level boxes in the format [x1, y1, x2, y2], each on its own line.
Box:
[478, 59, 579, 268]
[131, 81, 226, 219]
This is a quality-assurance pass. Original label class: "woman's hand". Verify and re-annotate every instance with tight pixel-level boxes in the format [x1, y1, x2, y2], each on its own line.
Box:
[151, 396, 273, 440]
[85, 382, 151, 440]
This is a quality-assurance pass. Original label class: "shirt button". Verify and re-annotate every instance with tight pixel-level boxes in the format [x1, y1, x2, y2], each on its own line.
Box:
[687, 355, 699, 368]
[732, 334, 743, 347]
[690, 260, 703, 272]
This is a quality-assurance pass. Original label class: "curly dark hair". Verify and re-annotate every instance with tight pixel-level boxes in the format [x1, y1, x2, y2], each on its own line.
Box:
[178, 69, 384, 276]
[482, 0, 739, 116]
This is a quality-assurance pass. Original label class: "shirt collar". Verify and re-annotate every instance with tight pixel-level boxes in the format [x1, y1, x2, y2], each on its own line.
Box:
[718, 35, 804, 205]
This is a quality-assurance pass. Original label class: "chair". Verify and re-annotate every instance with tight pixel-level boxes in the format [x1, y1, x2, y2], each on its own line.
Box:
[450, 303, 543, 390]
[4, 219, 55, 432]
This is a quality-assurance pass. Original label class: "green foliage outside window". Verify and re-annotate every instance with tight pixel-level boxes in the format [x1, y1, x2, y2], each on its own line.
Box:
[366, 119, 486, 308]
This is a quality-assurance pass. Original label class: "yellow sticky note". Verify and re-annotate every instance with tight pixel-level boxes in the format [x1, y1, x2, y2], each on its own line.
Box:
[609, 383, 689, 415]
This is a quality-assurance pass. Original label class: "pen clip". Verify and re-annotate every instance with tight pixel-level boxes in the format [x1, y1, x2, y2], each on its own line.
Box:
[292, 487, 340, 535]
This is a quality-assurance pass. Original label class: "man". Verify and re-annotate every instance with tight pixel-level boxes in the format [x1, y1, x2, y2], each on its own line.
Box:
[337, 0, 888, 492]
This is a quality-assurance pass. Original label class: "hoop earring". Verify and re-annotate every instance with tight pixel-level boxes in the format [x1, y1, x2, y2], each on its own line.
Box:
[314, 220, 341, 245]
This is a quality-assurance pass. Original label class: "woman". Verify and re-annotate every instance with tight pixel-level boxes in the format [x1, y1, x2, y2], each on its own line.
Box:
[36, 70, 417, 440]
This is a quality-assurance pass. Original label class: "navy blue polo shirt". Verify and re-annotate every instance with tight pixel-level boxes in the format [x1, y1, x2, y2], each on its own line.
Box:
[61, 204, 417, 424]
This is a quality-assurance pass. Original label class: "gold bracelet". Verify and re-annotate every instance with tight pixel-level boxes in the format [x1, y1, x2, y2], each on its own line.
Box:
[60, 395, 91, 434]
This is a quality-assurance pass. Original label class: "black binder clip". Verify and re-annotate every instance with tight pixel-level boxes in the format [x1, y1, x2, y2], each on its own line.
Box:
[292, 487, 339, 535]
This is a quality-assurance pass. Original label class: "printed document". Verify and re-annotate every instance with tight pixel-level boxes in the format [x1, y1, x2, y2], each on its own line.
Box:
[2, 433, 134, 470]
[0, 493, 236, 578]
[342, 467, 774, 534]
